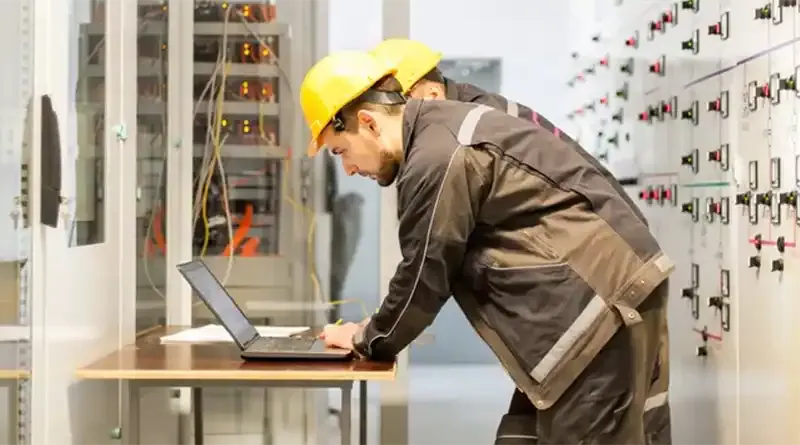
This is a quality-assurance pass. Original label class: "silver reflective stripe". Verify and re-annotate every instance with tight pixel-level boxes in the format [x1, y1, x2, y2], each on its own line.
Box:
[457, 104, 492, 145]
[644, 391, 668, 412]
[365, 147, 463, 354]
[507, 100, 519, 117]
[530, 294, 607, 382]
[497, 435, 538, 440]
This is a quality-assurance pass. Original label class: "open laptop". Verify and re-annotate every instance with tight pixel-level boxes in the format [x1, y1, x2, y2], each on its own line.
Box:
[176, 259, 351, 360]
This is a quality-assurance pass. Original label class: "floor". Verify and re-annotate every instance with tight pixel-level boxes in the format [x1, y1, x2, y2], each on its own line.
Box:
[327, 363, 514, 444]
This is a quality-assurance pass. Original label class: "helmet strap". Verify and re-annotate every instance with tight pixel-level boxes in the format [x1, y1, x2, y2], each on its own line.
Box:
[332, 89, 406, 134]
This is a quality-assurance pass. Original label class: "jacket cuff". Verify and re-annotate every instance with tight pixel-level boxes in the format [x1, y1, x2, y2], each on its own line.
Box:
[352, 324, 369, 359]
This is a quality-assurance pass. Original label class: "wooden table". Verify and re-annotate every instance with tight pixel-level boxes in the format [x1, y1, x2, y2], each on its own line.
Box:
[75, 327, 396, 445]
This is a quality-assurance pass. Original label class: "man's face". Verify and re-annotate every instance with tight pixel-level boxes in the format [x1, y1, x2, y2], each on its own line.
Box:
[319, 110, 401, 187]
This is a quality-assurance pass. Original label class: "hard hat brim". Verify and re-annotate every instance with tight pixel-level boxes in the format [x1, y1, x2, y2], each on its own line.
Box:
[306, 138, 322, 157]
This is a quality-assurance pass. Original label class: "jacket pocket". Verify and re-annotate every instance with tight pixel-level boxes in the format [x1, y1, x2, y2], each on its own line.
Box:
[478, 262, 601, 384]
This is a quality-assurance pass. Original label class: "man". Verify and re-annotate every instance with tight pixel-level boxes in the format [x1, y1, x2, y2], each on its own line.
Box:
[369, 38, 649, 227]
[372, 38, 672, 445]
[303, 51, 673, 444]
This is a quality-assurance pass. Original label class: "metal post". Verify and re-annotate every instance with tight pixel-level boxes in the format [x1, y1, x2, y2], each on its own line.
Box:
[340, 383, 352, 445]
[121, 381, 140, 445]
[359, 381, 367, 445]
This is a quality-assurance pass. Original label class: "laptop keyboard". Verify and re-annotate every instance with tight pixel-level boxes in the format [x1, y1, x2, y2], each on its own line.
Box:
[254, 336, 317, 352]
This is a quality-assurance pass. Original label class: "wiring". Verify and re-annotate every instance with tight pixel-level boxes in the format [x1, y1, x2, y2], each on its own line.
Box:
[237, 11, 327, 309]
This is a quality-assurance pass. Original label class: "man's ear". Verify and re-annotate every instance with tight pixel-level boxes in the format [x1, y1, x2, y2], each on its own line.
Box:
[356, 109, 379, 133]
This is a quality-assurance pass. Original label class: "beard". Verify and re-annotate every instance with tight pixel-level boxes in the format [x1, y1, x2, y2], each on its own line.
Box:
[375, 146, 401, 187]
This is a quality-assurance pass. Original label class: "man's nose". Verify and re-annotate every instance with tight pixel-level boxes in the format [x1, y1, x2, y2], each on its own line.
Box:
[342, 162, 357, 176]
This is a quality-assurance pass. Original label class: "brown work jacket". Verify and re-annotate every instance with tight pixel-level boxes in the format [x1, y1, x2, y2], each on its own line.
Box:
[353, 99, 674, 410]
[443, 77, 647, 224]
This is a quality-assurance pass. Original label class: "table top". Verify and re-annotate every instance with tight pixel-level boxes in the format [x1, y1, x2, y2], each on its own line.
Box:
[75, 326, 396, 382]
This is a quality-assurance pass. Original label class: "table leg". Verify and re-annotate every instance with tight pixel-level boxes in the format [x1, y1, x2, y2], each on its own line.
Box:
[359, 381, 367, 445]
[122, 381, 140, 445]
[193, 387, 204, 445]
[340, 383, 352, 445]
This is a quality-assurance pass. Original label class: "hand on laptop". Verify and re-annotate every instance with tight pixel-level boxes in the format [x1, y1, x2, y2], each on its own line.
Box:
[320, 322, 361, 351]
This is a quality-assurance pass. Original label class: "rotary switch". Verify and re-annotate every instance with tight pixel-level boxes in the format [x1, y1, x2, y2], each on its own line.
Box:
[771, 259, 784, 272]
[649, 59, 663, 74]
[681, 0, 697, 10]
[748, 255, 761, 268]
[755, 192, 772, 208]
[649, 20, 663, 32]
[680, 105, 695, 121]
[708, 21, 723, 35]
[662, 10, 675, 24]
[707, 199, 723, 217]
[681, 200, 694, 214]
[696, 345, 708, 357]
[681, 38, 695, 51]
[754, 4, 772, 20]
[680, 153, 695, 167]
[661, 101, 674, 116]
[638, 109, 653, 121]
[708, 296, 724, 309]
[612, 109, 624, 123]
[779, 75, 797, 91]
[624, 35, 638, 48]
[755, 83, 770, 99]
[735, 191, 751, 206]
[779, 190, 797, 210]
[620, 59, 634, 75]
[708, 97, 723, 112]
[607, 133, 620, 147]
[616, 83, 629, 100]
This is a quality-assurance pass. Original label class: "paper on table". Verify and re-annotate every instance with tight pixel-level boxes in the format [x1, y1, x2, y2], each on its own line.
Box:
[160, 324, 310, 344]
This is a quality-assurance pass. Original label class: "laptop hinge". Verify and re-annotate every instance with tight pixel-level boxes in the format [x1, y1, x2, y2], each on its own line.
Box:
[242, 333, 259, 349]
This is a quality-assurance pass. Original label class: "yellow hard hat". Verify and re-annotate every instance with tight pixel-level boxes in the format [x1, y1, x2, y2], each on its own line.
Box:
[370, 39, 442, 93]
[300, 51, 396, 156]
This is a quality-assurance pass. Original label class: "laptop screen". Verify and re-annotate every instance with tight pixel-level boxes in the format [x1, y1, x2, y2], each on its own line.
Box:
[176, 260, 258, 349]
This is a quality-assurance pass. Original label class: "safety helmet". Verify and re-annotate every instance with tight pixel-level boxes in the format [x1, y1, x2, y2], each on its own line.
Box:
[370, 39, 443, 94]
[300, 51, 397, 156]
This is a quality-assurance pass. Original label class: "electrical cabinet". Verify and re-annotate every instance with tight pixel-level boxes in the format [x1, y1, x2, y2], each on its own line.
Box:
[567, 0, 800, 443]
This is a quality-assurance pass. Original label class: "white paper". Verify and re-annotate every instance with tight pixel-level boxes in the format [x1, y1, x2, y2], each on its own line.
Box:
[160, 324, 310, 344]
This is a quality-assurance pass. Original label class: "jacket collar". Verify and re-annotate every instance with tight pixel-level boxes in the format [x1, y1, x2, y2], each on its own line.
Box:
[400, 99, 424, 170]
[443, 77, 459, 100]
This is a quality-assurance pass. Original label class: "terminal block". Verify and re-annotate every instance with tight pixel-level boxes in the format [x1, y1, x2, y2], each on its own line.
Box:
[778, 190, 797, 211]
[680, 101, 699, 125]
[708, 12, 730, 40]
[681, 29, 700, 54]
[680, 149, 699, 174]
[707, 91, 729, 117]
[748, 80, 772, 110]
[769, 73, 786, 104]
[708, 144, 729, 170]
[648, 55, 666, 76]
[772, 258, 784, 272]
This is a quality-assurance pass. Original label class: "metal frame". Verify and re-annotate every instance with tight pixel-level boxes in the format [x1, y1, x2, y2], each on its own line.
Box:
[120, 379, 368, 445]
[379, 2, 410, 444]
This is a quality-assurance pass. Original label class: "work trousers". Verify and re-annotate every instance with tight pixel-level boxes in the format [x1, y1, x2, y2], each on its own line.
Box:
[494, 281, 671, 445]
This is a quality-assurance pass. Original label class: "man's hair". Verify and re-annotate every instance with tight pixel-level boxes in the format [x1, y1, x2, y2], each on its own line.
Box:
[418, 67, 445, 86]
[340, 75, 405, 128]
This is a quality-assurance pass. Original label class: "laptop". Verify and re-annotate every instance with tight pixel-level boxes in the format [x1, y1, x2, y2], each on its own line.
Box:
[176, 260, 352, 360]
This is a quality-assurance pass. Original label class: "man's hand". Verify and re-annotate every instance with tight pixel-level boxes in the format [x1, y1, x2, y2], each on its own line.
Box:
[320, 322, 362, 351]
